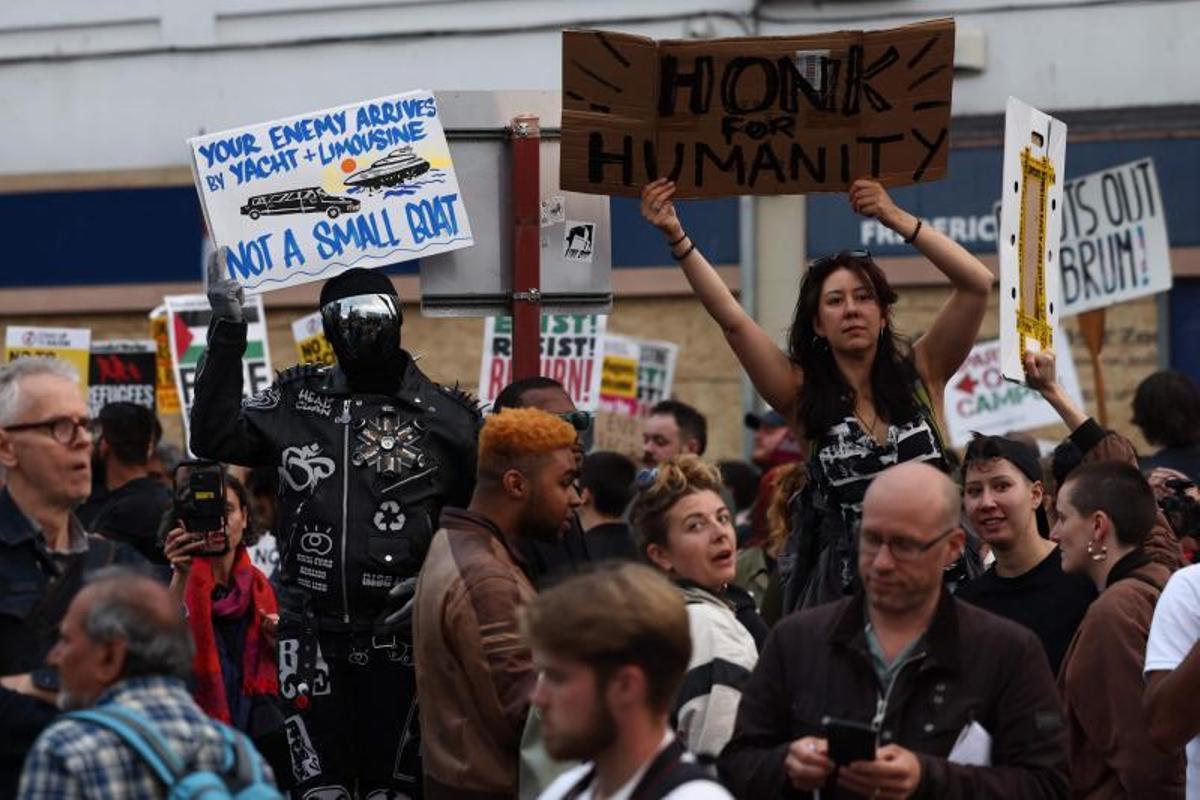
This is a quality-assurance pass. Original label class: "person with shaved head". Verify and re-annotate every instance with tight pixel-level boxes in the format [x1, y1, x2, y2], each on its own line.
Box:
[18, 568, 277, 798]
[721, 462, 1069, 799]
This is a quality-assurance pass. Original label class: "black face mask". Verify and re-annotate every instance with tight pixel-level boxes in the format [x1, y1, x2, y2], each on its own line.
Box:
[320, 294, 405, 393]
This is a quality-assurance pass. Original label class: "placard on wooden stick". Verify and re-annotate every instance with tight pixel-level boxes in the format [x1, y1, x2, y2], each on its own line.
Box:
[998, 97, 1067, 383]
[562, 18, 956, 198]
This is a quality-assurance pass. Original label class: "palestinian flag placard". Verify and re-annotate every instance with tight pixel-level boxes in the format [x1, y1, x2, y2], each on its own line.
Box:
[164, 294, 272, 447]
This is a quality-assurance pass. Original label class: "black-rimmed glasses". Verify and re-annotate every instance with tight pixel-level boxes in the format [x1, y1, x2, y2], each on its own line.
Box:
[3, 415, 94, 446]
[859, 526, 957, 562]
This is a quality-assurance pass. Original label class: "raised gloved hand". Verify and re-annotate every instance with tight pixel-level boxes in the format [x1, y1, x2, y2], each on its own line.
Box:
[206, 247, 245, 323]
[373, 576, 417, 639]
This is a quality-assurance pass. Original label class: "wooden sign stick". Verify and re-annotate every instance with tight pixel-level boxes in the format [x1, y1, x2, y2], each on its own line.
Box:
[1077, 308, 1108, 428]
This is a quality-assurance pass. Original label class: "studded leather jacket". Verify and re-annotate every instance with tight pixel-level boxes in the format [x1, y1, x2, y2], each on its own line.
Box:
[190, 318, 481, 632]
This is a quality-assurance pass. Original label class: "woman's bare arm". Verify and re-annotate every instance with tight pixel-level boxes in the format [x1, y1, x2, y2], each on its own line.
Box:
[641, 179, 800, 417]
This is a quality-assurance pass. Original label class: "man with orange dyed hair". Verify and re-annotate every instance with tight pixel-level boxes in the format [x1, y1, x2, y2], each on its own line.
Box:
[414, 408, 582, 799]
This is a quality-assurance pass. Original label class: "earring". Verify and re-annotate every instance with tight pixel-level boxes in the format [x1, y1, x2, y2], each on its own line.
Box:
[1086, 540, 1108, 562]
[812, 335, 828, 350]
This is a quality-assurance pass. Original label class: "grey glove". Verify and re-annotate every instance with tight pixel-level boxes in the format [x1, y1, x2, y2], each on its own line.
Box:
[373, 576, 416, 639]
[205, 247, 246, 323]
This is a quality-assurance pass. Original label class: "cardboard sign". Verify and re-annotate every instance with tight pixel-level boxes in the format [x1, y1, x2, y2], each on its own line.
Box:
[478, 314, 607, 411]
[291, 310, 336, 366]
[165, 295, 272, 446]
[149, 308, 181, 415]
[1059, 158, 1171, 316]
[943, 337, 1084, 448]
[562, 18, 955, 198]
[998, 97, 1067, 383]
[88, 341, 157, 416]
[189, 90, 473, 294]
[5, 326, 91, 385]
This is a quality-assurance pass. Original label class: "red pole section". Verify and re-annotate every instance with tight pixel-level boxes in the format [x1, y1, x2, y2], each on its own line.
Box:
[510, 114, 541, 382]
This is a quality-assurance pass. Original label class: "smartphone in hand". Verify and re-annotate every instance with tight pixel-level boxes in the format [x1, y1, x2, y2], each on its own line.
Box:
[822, 716, 877, 765]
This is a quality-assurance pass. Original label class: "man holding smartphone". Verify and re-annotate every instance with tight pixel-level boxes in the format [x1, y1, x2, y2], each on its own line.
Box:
[720, 461, 1069, 799]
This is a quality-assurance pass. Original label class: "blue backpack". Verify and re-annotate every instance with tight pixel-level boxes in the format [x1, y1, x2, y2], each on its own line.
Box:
[66, 706, 282, 800]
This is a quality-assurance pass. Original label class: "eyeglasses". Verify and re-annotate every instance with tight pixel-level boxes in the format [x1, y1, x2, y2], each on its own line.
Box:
[3, 415, 94, 446]
[859, 526, 957, 562]
[558, 410, 592, 433]
[808, 249, 872, 272]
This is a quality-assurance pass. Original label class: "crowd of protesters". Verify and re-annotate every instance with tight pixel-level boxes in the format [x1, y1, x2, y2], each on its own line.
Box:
[2, 178, 1200, 800]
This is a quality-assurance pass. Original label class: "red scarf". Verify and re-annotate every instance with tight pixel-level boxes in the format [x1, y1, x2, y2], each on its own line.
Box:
[186, 546, 279, 723]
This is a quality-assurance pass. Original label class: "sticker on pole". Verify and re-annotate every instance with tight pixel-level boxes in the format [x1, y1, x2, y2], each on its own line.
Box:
[563, 222, 596, 263]
[188, 89, 473, 295]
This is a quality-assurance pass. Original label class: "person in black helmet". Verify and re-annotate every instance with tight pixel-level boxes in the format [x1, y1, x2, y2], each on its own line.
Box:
[190, 253, 482, 799]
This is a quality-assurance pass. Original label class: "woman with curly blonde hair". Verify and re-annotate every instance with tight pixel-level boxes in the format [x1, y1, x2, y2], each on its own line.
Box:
[630, 455, 766, 762]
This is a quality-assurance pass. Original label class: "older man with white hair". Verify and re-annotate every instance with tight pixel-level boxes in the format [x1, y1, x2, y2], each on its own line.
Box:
[0, 358, 143, 796]
[721, 461, 1069, 800]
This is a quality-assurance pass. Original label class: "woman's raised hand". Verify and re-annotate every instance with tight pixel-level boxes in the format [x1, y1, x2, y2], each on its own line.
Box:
[849, 179, 903, 229]
[163, 525, 207, 575]
[641, 178, 684, 240]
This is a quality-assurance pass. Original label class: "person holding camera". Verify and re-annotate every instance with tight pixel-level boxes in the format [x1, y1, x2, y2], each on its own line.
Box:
[192, 254, 482, 798]
[163, 473, 279, 725]
[719, 461, 1068, 799]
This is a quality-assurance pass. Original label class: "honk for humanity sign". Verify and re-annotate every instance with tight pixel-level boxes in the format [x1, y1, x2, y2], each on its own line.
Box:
[562, 18, 955, 198]
[189, 90, 473, 294]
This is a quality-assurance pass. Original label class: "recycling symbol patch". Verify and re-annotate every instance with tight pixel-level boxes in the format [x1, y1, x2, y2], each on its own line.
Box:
[373, 500, 407, 533]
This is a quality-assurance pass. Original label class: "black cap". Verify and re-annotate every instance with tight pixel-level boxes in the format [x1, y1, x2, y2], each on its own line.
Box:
[319, 268, 399, 309]
[744, 409, 788, 430]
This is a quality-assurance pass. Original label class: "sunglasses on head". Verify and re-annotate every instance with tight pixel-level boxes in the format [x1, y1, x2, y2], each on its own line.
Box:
[808, 249, 872, 272]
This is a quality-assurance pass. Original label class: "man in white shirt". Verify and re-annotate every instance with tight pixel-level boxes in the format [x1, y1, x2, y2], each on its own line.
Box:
[1145, 562, 1200, 798]
[523, 562, 732, 800]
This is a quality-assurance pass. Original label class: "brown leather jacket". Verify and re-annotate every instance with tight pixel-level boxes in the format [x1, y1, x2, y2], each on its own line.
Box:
[1059, 554, 1185, 798]
[719, 590, 1069, 799]
[413, 508, 536, 799]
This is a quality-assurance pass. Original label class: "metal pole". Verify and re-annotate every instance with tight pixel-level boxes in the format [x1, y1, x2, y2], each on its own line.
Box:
[510, 114, 541, 381]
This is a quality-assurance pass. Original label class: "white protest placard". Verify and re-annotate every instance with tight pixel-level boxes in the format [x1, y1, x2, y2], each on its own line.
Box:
[291, 310, 335, 366]
[998, 97, 1067, 383]
[1059, 158, 1171, 316]
[5, 326, 91, 386]
[943, 336, 1084, 448]
[600, 335, 641, 415]
[189, 90, 473, 294]
[165, 295, 272, 446]
[478, 315, 607, 412]
[635, 338, 679, 413]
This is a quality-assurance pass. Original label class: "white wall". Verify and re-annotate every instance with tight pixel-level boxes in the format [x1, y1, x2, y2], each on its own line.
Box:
[1, 0, 1197, 176]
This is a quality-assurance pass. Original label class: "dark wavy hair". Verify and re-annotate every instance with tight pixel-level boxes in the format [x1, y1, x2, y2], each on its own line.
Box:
[1132, 370, 1200, 448]
[787, 250, 918, 438]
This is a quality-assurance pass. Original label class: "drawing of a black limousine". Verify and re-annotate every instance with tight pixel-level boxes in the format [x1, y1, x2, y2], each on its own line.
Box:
[343, 147, 431, 190]
[240, 187, 361, 220]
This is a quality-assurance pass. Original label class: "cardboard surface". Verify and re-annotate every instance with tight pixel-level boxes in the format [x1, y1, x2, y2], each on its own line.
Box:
[562, 19, 955, 198]
[189, 90, 473, 294]
[998, 97, 1067, 383]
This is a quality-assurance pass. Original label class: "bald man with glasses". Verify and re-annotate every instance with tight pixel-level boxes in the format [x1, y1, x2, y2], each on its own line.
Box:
[0, 358, 143, 797]
[720, 461, 1069, 800]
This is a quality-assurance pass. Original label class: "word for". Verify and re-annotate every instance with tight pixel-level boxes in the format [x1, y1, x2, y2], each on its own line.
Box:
[485, 357, 597, 401]
[1061, 160, 1157, 242]
[1060, 227, 1150, 304]
[860, 214, 997, 247]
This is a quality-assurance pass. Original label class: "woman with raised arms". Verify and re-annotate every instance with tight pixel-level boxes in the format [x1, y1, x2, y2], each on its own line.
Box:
[640, 177, 994, 610]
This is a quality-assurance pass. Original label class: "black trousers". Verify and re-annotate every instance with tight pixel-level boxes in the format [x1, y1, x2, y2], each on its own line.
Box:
[277, 621, 422, 799]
